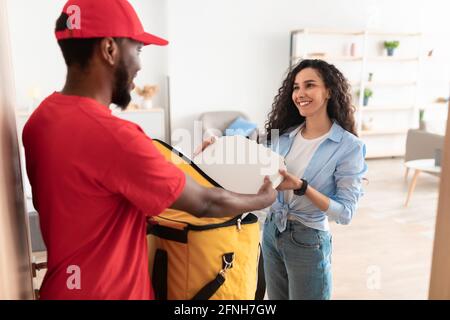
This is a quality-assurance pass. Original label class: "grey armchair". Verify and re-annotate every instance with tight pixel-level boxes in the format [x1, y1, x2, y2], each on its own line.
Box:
[28, 211, 46, 252]
[404, 129, 444, 179]
[198, 111, 259, 141]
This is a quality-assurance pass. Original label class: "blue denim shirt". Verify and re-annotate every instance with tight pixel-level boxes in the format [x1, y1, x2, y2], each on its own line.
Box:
[267, 122, 368, 232]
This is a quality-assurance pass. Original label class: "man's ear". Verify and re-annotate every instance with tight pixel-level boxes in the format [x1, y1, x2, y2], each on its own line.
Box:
[100, 37, 120, 66]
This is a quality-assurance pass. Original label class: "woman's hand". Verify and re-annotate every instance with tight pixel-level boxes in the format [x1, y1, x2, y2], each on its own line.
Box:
[193, 136, 217, 158]
[276, 169, 303, 191]
[257, 176, 278, 207]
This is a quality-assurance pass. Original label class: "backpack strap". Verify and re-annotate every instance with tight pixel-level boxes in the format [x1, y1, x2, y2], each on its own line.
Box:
[191, 273, 226, 300]
[192, 253, 234, 300]
[255, 245, 266, 300]
[152, 249, 168, 300]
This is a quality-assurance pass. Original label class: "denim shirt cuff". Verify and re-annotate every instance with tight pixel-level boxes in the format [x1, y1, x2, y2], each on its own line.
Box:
[325, 199, 344, 221]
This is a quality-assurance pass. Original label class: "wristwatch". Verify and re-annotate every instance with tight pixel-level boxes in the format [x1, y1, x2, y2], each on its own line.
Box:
[294, 179, 308, 196]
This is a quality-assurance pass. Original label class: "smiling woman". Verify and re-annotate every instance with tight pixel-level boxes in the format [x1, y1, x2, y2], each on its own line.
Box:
[262, 59, 367, 300]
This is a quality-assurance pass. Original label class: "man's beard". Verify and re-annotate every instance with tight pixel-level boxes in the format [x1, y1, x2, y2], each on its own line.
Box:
[111, 59, 132, 110]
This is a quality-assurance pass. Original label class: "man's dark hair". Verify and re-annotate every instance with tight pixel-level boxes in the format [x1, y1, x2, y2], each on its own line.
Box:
[55, 13, 101, 69]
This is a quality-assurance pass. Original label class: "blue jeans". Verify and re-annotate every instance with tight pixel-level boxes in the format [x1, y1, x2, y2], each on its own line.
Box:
[262, 214, 332, 300]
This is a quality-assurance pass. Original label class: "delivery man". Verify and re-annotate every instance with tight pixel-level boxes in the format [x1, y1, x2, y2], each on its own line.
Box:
[22, 0, 277, 300]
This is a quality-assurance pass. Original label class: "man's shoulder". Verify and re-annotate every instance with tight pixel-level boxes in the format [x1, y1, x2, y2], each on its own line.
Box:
[24, 94, 148, 147]
[102, 114, 146, 139]
[95, 114, 155, 155]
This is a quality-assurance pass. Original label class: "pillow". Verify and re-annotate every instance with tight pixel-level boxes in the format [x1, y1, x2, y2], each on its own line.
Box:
[225, 117, 258, 137]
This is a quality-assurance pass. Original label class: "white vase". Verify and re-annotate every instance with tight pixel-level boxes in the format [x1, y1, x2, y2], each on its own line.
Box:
[142, 99, 153, 109]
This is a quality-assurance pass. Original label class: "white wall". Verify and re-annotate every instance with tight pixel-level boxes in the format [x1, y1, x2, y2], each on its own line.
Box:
[6, 0, 169, 111]
[7, 0, 169, 211]
[167, 0, 450, 153]
[7, 0, 450, 154]
[7, 0, 66, 111]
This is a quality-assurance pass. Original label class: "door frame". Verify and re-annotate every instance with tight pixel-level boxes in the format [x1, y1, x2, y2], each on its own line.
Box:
[429, 92, 450, 299]
[0, 0, 34, 300]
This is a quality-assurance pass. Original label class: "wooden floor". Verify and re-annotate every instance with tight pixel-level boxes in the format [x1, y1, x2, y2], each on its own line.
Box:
[330, 158, 440, 300]
[32, 158, 440, 300]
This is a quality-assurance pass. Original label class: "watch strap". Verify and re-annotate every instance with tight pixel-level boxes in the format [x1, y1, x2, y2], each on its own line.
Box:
[294, 179, 308, 196]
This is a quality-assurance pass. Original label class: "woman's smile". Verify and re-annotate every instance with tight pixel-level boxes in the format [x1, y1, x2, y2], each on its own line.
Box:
[297, 100, 313, 107]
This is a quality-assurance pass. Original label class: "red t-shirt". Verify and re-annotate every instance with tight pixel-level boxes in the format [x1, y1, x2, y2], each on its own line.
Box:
[23, 92, 186, 300]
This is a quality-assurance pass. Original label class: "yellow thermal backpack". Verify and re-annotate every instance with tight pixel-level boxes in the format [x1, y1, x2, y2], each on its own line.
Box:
[147, 140, 266, 300]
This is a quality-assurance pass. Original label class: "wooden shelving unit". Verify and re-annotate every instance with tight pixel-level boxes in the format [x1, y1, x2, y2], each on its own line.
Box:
[360, 129, 408, 136]
[359, 105, 414, 112]
[289, 28, 423, 158]
[368, 56, 420, 62]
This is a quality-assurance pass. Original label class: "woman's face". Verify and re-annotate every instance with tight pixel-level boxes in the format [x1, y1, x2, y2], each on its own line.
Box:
[292, 67, 330, 118]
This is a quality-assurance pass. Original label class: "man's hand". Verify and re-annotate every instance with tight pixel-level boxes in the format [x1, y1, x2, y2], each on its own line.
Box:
[193, 136, 217, 158]
[276, 169, 302, 191]
[257, 176, 277, 207]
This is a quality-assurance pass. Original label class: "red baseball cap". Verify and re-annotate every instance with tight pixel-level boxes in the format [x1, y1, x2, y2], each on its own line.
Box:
[55, 0, 168, 46]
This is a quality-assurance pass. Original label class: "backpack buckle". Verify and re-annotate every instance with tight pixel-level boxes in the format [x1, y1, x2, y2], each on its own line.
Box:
[220, 253, 235, 277]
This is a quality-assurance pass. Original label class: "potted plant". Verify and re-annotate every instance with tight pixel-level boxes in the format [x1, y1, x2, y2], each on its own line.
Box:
[419, 108, 426, 130]
[384, 41, 400, 56]
[358, 88, 373, 106]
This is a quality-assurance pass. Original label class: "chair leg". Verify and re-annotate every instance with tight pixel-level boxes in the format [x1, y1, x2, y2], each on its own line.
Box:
[405, 170, 421, 207]
[404, 167, 410, 182]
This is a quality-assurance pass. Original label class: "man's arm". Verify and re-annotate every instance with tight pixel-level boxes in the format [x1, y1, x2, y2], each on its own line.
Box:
[171, 174, 277, 218]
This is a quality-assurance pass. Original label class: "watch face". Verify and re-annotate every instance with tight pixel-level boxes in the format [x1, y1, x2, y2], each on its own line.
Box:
[294, 179, 307, 196]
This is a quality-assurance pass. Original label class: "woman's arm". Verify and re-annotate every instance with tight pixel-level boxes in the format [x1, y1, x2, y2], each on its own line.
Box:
[277, 170, 330, 211]
[277, 142, 367, 224]
[325, 142, 367, 224]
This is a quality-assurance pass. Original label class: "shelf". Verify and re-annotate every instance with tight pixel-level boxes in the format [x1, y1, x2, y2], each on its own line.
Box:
[294, 55, 420, 63]
[359, 105, 415, 111]
[16, 108, 165, 117]
[113, 108, 164, 114]
[360, 130, 408, 136]
[292, 29, 364, 36]
[423, 103, 450, 109]
[365, 81, 417, 87]
[292, 29, 422, 37]
[368, 57, 419, 62]
[352, 81, 417, 88]
[366, 31, 422, 37]
[292, 55, 363, 62]
[365, 151, 405, 158]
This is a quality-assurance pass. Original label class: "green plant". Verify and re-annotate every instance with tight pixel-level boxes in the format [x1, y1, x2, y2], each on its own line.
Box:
[419, 109, 425, 122]
[358, 88, 373, 99]
[384, 41, 400, 50]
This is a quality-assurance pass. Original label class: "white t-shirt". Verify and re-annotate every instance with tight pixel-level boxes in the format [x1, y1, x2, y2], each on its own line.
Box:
[284, 127, 330, 203]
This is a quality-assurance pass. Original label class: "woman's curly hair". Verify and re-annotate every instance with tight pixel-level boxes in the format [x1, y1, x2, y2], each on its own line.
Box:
[265, 59, 357, 142]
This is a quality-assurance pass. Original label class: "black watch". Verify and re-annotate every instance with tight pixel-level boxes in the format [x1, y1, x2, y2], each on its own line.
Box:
[294, 179, 308, 196]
